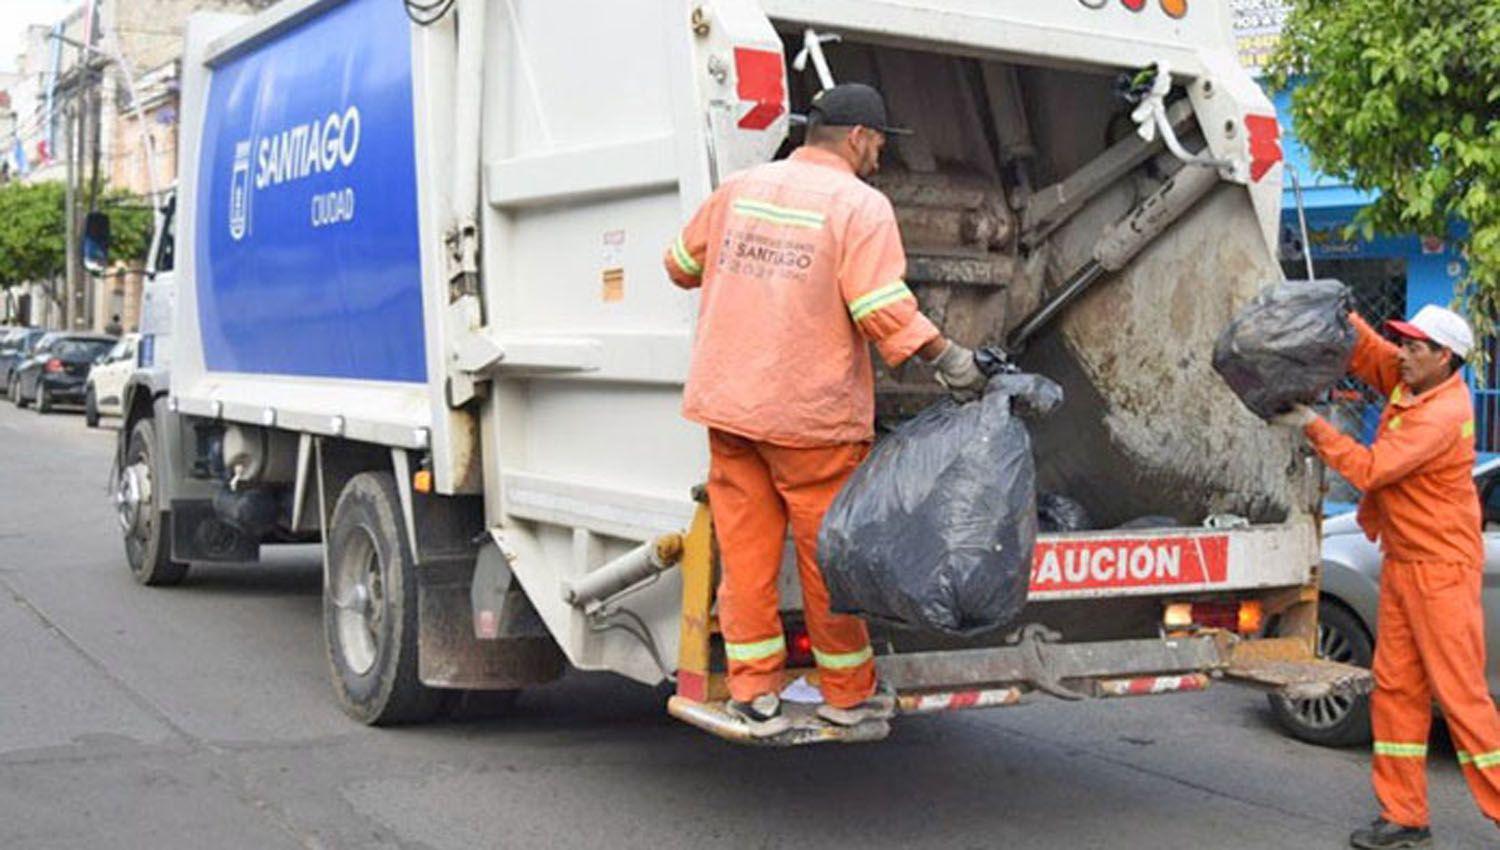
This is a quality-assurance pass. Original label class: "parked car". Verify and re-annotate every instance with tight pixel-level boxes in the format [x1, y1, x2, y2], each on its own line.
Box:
[1272, 456, 1500, 746]
[0, 327, 46, 394]
[10, 333, 118, 413]
[83, 333, 140, 427]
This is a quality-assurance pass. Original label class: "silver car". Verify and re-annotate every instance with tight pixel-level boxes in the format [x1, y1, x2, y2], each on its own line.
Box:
[1271, 457, 1500, 746]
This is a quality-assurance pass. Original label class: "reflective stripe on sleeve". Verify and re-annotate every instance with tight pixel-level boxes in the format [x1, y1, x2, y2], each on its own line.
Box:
[1374, 741, 1428, 758]
[670, 236, 702, 276]
[1462, 419, 1476, 439]
[813, 646, 874, 670]
[1458, 750, 1500, 769]
[730, 198, 826, 229]
[848, 280, 915, 321]
[724, 634, 786, 663]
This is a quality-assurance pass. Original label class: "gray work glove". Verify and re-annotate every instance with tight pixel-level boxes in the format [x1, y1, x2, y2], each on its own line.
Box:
[930, 341, 987, 402]
[1270, 403, 1316, 429]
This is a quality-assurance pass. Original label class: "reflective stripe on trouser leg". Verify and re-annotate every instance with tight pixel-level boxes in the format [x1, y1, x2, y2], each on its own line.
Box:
[707, 430, 791, 703]
[760, 439, 877, 710]
[1374, 742, 1429, 758]
[725, 635, 787, 664]
[1371, 561, 1434, 828]
[1457, 751, 1500, 769]
[1400, 560, 1500, 822]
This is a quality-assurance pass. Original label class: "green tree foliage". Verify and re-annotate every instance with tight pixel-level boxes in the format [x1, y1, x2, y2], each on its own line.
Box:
[101, 188, 154, 267]
[0, 181, 67, 290]
[1269, 0, 1500, 343]
[0, 180, 155, 291]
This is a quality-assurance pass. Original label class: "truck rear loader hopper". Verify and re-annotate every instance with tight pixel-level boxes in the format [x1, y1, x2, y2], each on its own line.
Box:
[118, 0, 1370, 746]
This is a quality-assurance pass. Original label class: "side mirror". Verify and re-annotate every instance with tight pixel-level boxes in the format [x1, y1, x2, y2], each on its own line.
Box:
[82, 212, 111, 275]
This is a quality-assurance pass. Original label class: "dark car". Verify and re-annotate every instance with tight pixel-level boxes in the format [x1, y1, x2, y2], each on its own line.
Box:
[11, 333, 118, 413]
[0, 327, 46, 394]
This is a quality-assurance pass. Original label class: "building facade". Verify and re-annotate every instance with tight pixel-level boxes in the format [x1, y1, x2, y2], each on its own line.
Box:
[3, 0, 271, 332]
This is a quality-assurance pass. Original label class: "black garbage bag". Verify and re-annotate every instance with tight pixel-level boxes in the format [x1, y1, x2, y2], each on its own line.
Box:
[1212, 279, 1357, 420]
[817, 373, 1063, 636]
[1038, 493, 1093, 533]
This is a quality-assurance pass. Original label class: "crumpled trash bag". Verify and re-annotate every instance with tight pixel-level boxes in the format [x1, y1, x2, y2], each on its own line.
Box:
[818, 372, 1064, 636]
[1038, 493, 1093, 533]
[1212, 279, 1357, 420]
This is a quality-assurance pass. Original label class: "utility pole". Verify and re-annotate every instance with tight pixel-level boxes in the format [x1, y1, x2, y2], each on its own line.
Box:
[85, 62, 103, 331]
[63, 98, 76, 330]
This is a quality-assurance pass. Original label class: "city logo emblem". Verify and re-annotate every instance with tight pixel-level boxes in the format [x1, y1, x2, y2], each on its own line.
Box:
[229, 140, 252, 241]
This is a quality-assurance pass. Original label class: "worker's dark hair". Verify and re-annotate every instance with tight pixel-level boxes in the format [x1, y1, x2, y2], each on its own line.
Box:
[805, 111, 852, 146]
[1417, 339, 1466, 374]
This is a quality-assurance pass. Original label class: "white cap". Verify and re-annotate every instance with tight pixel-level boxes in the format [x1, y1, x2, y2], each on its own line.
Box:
[1386, 305, 1474, 359]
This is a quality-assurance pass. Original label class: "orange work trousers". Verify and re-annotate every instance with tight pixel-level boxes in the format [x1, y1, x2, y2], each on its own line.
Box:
[706, 428, 876, 709]
[1371, 559, 1500, 828]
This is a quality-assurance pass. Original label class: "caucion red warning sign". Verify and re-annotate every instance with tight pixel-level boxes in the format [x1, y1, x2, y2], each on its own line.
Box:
[1029, 535, 1230, 593]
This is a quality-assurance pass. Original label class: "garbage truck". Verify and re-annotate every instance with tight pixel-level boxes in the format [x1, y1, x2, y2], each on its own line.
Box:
[113, 0, 1370, 744]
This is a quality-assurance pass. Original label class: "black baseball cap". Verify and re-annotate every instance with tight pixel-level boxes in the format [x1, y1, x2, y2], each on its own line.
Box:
[807, 83, 913, 135]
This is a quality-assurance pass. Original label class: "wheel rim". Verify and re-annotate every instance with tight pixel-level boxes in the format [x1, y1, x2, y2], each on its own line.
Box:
[116, 461, 151, 537]
[331, 526, 385, 676]
[1282, 620, 1359, 729]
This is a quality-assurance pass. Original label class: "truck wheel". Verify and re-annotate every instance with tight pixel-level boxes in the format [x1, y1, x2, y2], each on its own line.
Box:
[323, 471, 443, 725]
[118, 417, 190, 586]
[1268, 600, 1373, 747]
[84, 387, 99, 427]
[35, 384, 51, 413]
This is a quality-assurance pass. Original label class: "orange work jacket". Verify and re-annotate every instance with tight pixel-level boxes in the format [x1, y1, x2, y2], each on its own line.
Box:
[1304, 314, 1482, 566]
[663, 146, 940, 447]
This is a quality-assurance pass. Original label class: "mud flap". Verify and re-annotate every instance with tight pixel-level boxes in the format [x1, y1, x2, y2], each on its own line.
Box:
[417, 555, 565, 690]
[169, 498, 259, 563]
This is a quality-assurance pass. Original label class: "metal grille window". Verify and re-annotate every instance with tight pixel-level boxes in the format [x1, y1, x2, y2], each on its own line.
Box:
[1281, 258, 1407, 435]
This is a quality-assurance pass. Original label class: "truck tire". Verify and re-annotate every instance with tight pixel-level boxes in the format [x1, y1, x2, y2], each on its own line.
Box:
[119, 417, 190, 586]
[323, 471, 443, 725]
[84, 387, 99, 427]
[1268, 600, 1373, 747]
[35, 383, 51, 413]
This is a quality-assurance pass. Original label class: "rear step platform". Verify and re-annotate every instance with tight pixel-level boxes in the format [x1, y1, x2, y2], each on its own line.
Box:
[1223, 636, 1374, 700]
[667, 684, 1033, 746]
[667, 696, 891, 746]
[1225, 657, 1374, 700]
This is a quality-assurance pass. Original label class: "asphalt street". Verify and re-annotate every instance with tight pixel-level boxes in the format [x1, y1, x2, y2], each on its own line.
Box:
[1, 399, 1497, 849]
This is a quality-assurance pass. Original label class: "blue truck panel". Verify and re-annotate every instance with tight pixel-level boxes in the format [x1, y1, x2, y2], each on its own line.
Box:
[196, 0, 427, 383]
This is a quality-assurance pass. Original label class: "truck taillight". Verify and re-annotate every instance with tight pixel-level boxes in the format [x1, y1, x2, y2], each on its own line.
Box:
[1163, 600, 1263, 635]
[787, 628, 814, 669]
[44, 358, 63, 373]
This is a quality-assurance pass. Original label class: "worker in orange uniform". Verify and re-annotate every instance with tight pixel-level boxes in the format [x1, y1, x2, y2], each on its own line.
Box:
[1275, 305, 1495, 849]
[663, 84, 986, 737]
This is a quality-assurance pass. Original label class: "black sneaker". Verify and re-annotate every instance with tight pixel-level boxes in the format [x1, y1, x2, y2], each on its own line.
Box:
[1349, 818, 1432, 849]
[726, 693, 791, 738]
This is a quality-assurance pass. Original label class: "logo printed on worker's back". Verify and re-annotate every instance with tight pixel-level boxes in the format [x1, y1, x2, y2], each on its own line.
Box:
[718, 227, 816, 281]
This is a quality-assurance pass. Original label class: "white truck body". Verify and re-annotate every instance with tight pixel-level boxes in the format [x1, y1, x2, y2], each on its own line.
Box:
[115, 0, 1361, 736]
